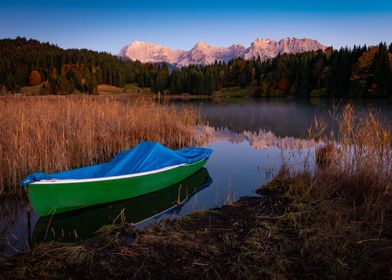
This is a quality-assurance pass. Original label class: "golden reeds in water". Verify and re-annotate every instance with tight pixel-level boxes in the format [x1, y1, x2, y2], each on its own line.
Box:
[0, 95, 203, 195]
[313, 104, 392, 235]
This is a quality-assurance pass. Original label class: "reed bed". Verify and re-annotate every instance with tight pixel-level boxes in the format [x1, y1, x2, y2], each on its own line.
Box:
[231, 105, 392, 277]
[314, 104, 392, 232]
[0, 95, 204, 195]
[282, 104, 392, 276]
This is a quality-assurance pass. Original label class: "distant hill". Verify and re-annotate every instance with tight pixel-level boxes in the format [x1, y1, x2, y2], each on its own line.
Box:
[0, 37, 142, 93]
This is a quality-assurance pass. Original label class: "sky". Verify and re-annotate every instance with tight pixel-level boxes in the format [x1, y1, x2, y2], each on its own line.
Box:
[1, 0, 392, 54]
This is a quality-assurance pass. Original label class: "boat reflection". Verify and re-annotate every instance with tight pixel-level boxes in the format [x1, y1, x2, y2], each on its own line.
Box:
[32, 168, 212, 243]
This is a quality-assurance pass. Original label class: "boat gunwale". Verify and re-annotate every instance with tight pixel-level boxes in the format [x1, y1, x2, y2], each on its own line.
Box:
[30, 158, 208, 185]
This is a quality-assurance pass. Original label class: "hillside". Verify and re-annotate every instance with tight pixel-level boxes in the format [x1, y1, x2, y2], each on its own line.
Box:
[0, 37, 142, 94]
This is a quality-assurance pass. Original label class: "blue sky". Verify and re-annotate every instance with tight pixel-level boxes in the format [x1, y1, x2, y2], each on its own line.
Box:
[1, 0, 391, 54]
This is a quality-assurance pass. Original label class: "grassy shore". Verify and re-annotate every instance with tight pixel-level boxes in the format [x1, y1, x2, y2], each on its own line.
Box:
[0, 95, 204, 195]
[216, 86, 255, 97]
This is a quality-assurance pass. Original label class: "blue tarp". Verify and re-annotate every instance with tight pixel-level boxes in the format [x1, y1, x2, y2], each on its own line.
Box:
[22, 142, 212, 186]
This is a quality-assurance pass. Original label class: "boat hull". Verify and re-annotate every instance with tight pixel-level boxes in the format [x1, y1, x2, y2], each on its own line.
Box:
[32, 168, 211, 243]
[27, 158, 208, 216]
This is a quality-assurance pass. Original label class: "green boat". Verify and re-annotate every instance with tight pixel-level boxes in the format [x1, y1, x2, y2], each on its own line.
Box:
[32, 168, 212, 243]
[23, 142, 212, 216]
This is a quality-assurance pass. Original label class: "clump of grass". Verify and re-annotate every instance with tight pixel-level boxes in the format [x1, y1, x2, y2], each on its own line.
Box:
[314, 104, 392, 232]
[0, 95, 203, 194]
[271, 104, 392, 277]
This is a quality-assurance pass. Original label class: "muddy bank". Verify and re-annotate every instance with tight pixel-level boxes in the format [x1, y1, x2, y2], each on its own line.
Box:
[1, 197, 270, 279]
[1, 172, 391, 279]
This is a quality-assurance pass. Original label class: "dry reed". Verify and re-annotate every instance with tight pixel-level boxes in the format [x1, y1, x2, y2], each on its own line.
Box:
[296, 104, 392, 275]
[314, 104, 392, 232]
[251, 103, 392, 276]
[0, 95, 204, 194]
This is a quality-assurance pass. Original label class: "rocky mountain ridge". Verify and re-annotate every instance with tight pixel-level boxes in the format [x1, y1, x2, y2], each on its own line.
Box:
[119, 37, 327, 66]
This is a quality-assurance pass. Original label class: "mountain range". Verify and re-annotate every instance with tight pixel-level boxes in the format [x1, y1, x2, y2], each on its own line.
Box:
[119, 37, 327, 66]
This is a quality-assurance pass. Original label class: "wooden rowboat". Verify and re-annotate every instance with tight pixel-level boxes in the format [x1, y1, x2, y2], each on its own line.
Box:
[32, 168, 212, 243]
[23, 142, 212, 216]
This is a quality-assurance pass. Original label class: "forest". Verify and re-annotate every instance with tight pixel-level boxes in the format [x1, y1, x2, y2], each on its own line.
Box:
[0, 37, 141, 94]
[1, 37, 392, 97]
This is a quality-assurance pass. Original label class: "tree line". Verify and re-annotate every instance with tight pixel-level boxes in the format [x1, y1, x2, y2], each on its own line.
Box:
[0, 37, 142, 94]
[1, 37, 392, 98]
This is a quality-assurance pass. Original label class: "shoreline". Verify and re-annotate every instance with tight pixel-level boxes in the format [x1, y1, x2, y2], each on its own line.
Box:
[5, 83, 392, 101]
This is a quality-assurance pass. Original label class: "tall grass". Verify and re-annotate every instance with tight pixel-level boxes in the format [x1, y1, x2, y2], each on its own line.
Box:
[253, 105, 392, 277]
[314, 105, 392, 231]
[305, 105, 392, 274]
[0, 95, 203, 194]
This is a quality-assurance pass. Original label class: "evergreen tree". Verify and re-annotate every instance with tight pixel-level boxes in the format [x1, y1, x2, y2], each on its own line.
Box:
[155, 64, 169, 92]
[204, 70, 216, 95]
[372, 44, 391, 97]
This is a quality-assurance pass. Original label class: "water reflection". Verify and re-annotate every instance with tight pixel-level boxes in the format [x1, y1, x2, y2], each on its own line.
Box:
[0, 196, 38, 256]
[181, 98, 392, 137]
[200, 126, 317, 150]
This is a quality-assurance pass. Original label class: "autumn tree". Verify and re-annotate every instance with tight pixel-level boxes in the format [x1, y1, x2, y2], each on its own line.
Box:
[28, 70, 42, 86]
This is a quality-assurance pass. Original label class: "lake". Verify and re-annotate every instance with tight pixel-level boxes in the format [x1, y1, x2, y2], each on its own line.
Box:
[1, 97, 392, 255]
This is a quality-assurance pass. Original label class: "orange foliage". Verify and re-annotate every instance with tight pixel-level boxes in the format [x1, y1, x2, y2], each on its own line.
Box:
[28, 70, 42, 86]
[324, 47, 333, 59]
[357, 47, 378, 69]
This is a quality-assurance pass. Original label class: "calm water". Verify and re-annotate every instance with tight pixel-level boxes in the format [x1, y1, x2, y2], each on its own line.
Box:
[1, 98, 391, 256]
[182, 97, 392, 137]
